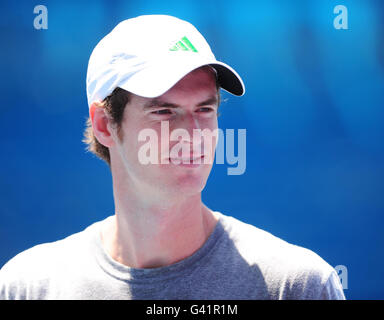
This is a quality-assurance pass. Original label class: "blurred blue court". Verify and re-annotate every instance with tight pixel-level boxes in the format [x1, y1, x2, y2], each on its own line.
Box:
[0, 0, 383, 299]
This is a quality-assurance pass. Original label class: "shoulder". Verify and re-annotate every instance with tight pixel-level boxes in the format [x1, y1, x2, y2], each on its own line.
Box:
[1, 226, 88, 270]
[216, 212, 345, 299]
[0, 220, 102, 299]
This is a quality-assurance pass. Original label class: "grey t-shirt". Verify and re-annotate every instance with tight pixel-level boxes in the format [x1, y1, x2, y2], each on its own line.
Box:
[0, 211, 345, 299]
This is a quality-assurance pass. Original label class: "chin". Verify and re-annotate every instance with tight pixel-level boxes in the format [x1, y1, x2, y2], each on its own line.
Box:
[172, 170, 211, 195]
[150, 162, 213, 196]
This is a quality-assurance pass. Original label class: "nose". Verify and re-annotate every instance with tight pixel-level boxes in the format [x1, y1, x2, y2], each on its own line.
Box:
[187, 112, 201, 133]
[172, 113, 204, 156]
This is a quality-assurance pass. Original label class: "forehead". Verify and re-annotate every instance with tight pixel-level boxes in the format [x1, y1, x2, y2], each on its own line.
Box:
[133, 66, 218, 105]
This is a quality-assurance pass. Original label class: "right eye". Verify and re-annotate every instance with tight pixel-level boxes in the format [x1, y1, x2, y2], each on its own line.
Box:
[152, 109, 172, 115]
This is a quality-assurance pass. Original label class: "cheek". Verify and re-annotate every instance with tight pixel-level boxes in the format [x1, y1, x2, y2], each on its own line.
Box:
[204, 118, 219, 161]
[119, 120, 151, 160]
[136, 124, 167, 164]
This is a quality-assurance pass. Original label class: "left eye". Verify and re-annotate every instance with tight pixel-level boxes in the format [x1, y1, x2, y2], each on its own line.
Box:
[198, 107, 213, 112]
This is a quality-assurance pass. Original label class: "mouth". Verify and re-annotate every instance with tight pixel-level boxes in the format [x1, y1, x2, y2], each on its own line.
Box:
[169, 155, 204, 164]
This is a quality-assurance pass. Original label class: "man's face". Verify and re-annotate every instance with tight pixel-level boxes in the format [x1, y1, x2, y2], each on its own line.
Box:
[109, 67, 219, 202]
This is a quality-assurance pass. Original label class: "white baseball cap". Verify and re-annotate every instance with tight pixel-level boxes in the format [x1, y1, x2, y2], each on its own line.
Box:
[86, 14, 245, 107]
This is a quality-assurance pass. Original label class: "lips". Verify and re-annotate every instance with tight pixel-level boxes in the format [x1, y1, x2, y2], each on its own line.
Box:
[169, 155, 204, 162]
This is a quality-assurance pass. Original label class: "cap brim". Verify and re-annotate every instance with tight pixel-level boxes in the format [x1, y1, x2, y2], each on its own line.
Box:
[209, 62, 245, 96]
[117, 55, 245, 98]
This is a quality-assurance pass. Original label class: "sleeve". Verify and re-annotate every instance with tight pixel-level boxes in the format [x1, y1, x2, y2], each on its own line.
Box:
[319, 270, 346, 300]
[0, 269, 7, 299]
[0, 264, 16, 300]
[0, 259, 27, 300]
[0, 248, 44, 300]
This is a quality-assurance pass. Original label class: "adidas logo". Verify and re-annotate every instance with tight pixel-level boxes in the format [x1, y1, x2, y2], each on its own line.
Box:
[169, 36, 198, 52]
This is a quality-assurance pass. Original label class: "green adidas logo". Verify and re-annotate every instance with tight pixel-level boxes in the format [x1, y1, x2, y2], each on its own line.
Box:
[169, 36, 198, 52]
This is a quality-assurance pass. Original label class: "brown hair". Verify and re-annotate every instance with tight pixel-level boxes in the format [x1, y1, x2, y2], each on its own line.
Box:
[83, 68, 221, 167]
[83, 87, 130, 166]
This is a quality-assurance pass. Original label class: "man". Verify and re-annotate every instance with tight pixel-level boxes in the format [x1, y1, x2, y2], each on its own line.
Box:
[0, 15, 345, 300]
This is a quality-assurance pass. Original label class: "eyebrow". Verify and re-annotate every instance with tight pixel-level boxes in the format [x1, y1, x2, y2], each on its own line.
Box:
[143, 96, 219, 111]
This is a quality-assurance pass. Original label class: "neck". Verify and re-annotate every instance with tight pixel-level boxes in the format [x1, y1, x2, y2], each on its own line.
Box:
[101, 182, 218, 269]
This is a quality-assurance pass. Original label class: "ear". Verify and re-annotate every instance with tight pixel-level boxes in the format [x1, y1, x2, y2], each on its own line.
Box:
[89, 101, 116, 148]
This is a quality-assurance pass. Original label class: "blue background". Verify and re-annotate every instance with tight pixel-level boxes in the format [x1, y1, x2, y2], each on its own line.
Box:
[0, 0, 383, 299]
